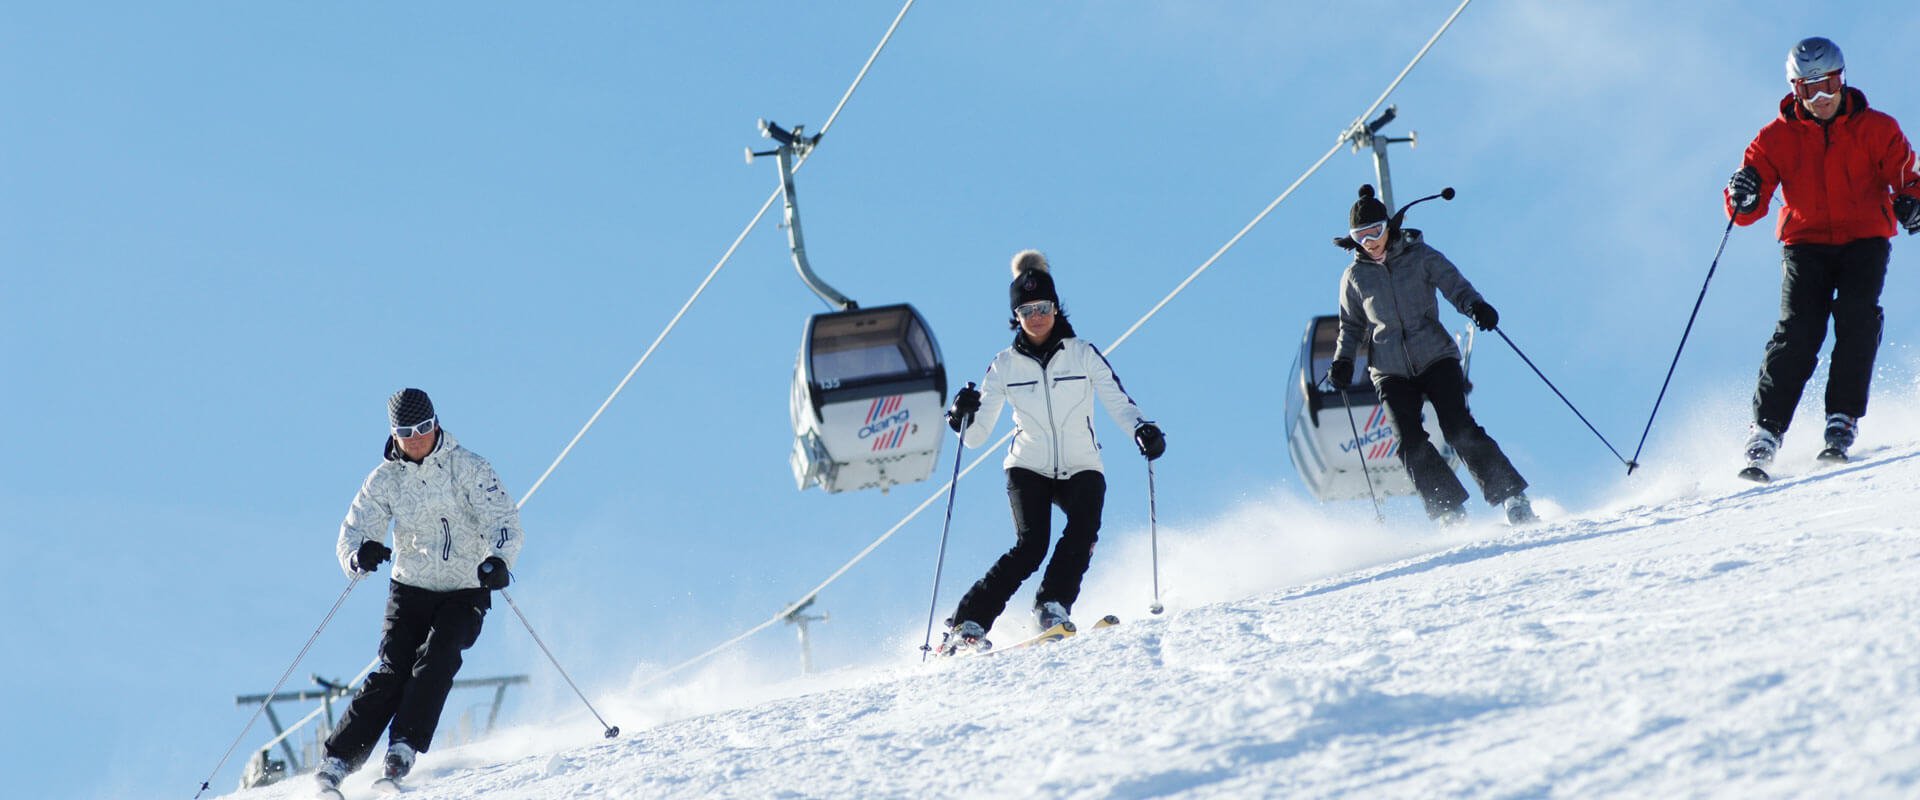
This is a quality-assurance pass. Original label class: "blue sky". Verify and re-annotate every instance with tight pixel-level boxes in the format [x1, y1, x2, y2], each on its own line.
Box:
[5, 3, 1917, 797]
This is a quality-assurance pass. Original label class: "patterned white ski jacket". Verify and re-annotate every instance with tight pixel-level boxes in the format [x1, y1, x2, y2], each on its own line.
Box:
[336, 431, 525, 592]
[961, 332, 1147, 479]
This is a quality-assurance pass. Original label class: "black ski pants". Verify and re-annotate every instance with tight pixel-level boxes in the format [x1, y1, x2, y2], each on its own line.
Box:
[1752, 237, 1889, 435]
[1373, 358, 1527, 517]
[952, 467, 1105, 632]
[325, 581, 490, 768]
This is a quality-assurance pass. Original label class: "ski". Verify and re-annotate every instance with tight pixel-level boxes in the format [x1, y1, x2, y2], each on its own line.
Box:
[1738, 465, 1771, 483]
[1091, 614, 1120, 630]
[1817, 447, 1848, 464]
[316, 788, 345, 800]
[983, 621, 1075, 655]
[372, 777, 406, 794]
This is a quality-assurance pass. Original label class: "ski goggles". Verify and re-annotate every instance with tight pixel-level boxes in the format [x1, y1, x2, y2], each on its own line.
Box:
[1349, 221, 1390, 245]
[392, 417, 438, 439]
[1014, 300, 1057, 320]
[1791, 72, 1843, 102]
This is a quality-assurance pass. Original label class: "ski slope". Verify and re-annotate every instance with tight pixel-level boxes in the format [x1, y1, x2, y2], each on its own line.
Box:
[229, 414, 1920, 799]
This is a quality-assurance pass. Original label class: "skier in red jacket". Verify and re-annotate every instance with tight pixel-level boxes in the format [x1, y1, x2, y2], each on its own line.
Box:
[1727, 37, 1920, 477]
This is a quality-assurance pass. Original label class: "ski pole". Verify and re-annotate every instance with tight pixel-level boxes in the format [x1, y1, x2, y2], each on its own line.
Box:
[1627, 216, 1736, 474]
[195, 574, 363, 799]
[1330, 378, 1386, 523]
[499, 588, 620, 739]
[919, 384, 975, 661]
[1147, 458, 1164, 615]
[1493, 327, 1632, 467]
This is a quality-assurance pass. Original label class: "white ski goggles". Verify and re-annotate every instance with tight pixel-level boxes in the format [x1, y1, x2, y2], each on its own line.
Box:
[1014, 300, 1057, 320]
[1349, 221, 1390, 245]
[1792, 72, 1843, 102]
[392, 417, 438, 439]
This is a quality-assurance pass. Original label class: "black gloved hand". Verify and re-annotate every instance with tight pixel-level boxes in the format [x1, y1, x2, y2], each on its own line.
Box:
[478, 556, 511, 590]
[1894, 194, 1920, 234]
[946, 384, 981, 433]
[1134, 422, 1166, 461]
[1470, 301, 1500, 331]
[1327, 359, 1355, 388]
[353, 539, 391, 574]
[1728, 166, 1761, 214]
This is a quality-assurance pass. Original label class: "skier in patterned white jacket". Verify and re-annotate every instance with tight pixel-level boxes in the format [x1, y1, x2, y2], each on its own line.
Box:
[939, 250, 1166, 654]
[315, 388, 524, 795]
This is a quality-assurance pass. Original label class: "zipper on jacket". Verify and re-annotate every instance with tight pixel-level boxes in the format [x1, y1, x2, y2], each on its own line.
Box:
[1380, 261, 1418, 374]
[1043, 360, 1061, 477]
[441, 518, 452, 561]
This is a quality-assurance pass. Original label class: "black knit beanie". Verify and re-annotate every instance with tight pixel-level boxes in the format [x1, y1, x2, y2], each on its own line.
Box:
[1349, 184, 1389, 229]
[1008, 249, 1060, 312]
[388, 388, 436, 428]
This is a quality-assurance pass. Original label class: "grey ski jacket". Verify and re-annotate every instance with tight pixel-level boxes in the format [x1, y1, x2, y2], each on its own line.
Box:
[336, 431, 525, 592]
[1333, 230, 1484, 380]
[961, 334, 1147, 479]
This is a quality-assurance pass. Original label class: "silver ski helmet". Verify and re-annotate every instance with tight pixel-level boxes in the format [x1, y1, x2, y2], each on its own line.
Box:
[1786, 37, 1844, 81]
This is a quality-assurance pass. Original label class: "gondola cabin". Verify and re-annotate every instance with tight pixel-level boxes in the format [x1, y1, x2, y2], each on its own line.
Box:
[1285, 314, 1473, 502]
[790, 304, 948, 493]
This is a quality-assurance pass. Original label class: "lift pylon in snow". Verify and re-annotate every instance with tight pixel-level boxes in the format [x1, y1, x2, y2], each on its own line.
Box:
[749, 120, 948, 493]
[1284, 315, 1476, 503]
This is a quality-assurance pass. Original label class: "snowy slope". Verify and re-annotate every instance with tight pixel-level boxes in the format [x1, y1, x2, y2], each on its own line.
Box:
[232, 438, 1920, 799]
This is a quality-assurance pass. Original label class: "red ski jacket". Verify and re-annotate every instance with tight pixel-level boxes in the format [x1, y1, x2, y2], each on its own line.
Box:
[1726, 87, 1920, 245]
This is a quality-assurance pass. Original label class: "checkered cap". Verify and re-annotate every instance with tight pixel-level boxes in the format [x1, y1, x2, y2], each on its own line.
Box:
[388, 388, 436, 428]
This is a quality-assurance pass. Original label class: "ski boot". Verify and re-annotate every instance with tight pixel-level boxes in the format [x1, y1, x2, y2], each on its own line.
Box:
[314, 756, 349, 799]
[1739, 425, 1780, 483]
[371, 741, 414, 793]
[938, 620, 991, 656]
[1503, 494, 1538, 526]
[1819, 413, 1855, 464]
[1034, 601, 1076, 635]
[1433, 506, 1468, 527]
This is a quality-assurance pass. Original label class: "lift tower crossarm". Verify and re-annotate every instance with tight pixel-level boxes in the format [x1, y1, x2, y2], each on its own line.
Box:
[1338, 105, 1418, 215]
[747, 119, 856, 311]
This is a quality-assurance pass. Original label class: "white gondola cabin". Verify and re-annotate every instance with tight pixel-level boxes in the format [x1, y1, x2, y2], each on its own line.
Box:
[1284, 314, 1474, 502]
[790, 304, 948, 493]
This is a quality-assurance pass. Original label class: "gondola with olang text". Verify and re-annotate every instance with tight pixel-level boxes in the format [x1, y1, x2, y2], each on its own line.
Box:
[748, 120, 947, 494]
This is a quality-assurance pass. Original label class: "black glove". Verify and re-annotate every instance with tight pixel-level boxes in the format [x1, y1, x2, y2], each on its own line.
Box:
[1728, 166, 1761, 215]
[1134, 422, 1166, 461]
[1327, 359, 1355, 388]
[946, 384, 981, 433]
[1895, 194, 1920, 234]
[352, 539, 391, 574]
[1470, 301, 1500, 331]
[478, 556, 511, 590]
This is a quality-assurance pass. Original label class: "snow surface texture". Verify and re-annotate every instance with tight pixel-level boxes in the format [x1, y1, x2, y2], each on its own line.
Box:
[231, 390, 1920, 799]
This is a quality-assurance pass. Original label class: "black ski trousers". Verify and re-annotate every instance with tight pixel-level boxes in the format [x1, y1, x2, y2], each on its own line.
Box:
[953, 467, 1105, 632]
[325, 581, 490, 768]
[1752, 237, 1889, 435]
[1373, 358, 1527, 517]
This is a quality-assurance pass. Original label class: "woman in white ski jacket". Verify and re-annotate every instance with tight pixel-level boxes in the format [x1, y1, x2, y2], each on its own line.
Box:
[938, 251, 1165, 653]
[315, 388, 524, 794]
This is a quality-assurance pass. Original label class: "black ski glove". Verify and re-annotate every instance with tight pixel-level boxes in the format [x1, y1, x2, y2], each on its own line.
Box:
[1327, 359, 1355, 388]
[353, 539, 391, 574]
[1134, 422, 1166, 461]
[1470, 301, 1500, 331]
[478, 556, 511, 590]
[946, 384, 981, 432]
[1728, 166, 1761, 214]
[1895, 194, 1920, 234]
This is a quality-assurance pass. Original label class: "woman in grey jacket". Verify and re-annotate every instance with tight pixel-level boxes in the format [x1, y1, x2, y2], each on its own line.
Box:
[315, 388, 524, 795]
[938, 251, 1165, 654]
[1328, 185, 1535, 525]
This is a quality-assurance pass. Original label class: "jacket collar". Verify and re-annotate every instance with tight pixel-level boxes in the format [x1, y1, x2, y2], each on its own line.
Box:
[1012, 317, 1077, 365]
[1778, 85, 1869, 123]
[383, 429, 455, 465]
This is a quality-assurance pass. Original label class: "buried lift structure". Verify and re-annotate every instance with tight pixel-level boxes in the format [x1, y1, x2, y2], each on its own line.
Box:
[749, 120, 948, 494]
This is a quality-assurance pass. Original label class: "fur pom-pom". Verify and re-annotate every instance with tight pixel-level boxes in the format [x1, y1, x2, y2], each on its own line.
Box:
[1010, 249, 1049, 277]
[1357, 184, 1375, 200]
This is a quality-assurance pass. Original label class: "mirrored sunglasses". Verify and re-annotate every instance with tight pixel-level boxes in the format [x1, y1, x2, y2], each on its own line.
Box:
[1014, 300, 1057, 320]
[1349, 221, 1390, 245]
[392, 417, 438, 439]
[1792, 72, 1843, 101]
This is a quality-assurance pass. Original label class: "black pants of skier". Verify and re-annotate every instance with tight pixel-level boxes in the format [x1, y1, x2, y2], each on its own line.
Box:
[952, 467, 1106, 632]
[324, 581, 490, 769]
[1374, 358, 1527, 517]
[1752, 237, 1889, 435]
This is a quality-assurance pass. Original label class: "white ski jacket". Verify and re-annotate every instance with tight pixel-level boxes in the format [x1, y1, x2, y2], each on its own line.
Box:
[962, 333, 1147, 479]
[336, 431, 525, 592]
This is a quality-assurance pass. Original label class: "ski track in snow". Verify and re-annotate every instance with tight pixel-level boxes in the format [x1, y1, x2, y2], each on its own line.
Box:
[231, 446, 1920, 799]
